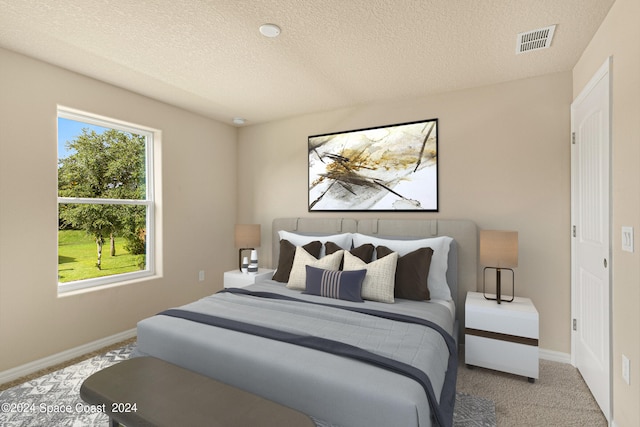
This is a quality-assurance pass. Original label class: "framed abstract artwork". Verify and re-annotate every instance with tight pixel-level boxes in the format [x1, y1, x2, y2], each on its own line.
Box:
[308, 118, 438, 211]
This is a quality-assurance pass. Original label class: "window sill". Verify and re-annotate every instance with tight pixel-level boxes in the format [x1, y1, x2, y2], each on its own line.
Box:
[57, 271, 159, 297]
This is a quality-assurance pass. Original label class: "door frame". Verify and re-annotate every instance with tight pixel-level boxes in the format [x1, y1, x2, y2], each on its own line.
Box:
[570, 56, 612, 421]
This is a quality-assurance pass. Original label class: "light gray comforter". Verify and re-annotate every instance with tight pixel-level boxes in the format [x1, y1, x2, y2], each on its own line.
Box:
[133, 280, 455, 427]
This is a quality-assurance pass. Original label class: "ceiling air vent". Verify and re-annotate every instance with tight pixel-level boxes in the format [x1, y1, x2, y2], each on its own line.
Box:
[516, 25, 556, 54]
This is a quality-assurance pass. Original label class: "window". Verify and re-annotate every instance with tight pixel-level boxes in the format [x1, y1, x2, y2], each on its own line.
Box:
[57, 107, 156, 293]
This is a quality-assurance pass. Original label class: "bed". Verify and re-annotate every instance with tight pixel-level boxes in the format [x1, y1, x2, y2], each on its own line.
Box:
[133, 218, 478, 427]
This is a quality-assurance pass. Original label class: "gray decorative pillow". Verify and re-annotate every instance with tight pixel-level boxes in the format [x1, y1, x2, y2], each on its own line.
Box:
[303, 265, 366, 302]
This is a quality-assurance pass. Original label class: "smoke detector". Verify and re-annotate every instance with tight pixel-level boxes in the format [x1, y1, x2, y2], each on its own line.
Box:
[259, 23, 281, 38]
[516, 25, 556, 54]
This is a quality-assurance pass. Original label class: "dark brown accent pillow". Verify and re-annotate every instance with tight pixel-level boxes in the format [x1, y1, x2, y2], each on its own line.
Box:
[325, 241, 374, 263]
[324, 240, 344, 256]
[272, 239, 322, 283]
[377, 245, 434, 301]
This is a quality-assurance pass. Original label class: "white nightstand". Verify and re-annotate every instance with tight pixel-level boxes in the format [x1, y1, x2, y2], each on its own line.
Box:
[223, 269, 274, 288]
[465, 291, 539, 382]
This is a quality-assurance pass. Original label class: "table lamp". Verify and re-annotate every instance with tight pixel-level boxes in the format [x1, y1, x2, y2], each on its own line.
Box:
[235, 224, 261, 273]
[480, 230, 518, 304]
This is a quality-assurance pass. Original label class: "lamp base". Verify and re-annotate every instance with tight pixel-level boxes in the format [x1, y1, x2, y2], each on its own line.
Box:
[483, 267, 515, 304]
[238, 248, 254, 272]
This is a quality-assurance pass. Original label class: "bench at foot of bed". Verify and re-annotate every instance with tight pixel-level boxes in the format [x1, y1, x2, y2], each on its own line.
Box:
[80, 356, 316, 427]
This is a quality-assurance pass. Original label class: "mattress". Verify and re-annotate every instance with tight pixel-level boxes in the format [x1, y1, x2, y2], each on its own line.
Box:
[133, 280, 456, 427]
[431, 298, 455, 320]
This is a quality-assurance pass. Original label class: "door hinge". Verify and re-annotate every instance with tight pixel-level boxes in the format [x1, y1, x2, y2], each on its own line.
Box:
[572, 225, 576, 237]
[572, 132, 576, 144]
[573, 319, 577, 331]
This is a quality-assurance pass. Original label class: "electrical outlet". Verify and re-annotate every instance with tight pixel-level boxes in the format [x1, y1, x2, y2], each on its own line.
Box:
[198, 270, 205, 282]
[622, 226, 634, 252]
[622, 354, 630, 385]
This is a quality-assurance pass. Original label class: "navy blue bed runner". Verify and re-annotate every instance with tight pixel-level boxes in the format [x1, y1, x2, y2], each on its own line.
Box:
[158, 288, 457, 427]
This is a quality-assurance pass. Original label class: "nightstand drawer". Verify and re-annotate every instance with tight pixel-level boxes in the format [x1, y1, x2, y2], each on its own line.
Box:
[465, 292, 538, 339]
[466, 335, 539, 379]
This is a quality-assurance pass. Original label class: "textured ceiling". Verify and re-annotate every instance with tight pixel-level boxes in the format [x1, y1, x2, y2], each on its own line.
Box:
[0, 0, 615, 125]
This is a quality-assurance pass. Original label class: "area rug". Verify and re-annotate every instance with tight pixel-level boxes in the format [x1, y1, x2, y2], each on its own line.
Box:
[0, 344, 496, 426]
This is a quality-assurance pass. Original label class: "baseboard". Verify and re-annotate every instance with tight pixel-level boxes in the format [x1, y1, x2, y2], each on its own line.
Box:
[539, 348, 571, 364]
[0, 328, 136, 385]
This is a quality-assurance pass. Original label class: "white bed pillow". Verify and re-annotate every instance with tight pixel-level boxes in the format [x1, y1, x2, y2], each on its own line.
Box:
[352, 233, 453, 300]
[286, 247, 344, 290]
[343, 250, 398, 303]
[278, 230, 352, 258]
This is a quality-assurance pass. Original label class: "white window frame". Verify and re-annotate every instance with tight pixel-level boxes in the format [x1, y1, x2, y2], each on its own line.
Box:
[57, 107, 157, 293]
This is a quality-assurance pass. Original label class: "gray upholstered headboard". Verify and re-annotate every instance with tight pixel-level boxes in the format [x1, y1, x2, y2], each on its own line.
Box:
[271, 218, 478, 341]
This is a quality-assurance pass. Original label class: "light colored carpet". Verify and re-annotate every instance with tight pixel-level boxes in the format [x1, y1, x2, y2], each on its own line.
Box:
[457, 351, 607, 426]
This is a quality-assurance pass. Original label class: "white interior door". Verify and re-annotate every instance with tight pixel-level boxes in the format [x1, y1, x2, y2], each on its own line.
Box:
[571, 57, 611, 421]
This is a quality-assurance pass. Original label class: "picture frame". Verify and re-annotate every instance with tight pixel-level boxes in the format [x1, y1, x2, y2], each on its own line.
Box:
[308, 118, 438, 212]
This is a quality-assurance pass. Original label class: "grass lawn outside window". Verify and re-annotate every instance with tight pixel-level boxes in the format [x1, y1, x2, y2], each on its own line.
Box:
[58, 229, 145, 283]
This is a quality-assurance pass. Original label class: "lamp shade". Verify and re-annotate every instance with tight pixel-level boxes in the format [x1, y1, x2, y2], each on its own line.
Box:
[235, 224, 261, 248]
[480, 230, 518, 268]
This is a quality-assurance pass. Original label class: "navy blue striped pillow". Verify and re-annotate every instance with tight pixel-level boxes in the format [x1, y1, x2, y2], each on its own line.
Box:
[303, 265, 366, 302]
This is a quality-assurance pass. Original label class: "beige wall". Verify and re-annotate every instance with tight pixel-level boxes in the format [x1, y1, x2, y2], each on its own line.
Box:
[238, 71, 573, 353]
[573, 0, 640, 425]
[4, 8, 632, 420]
[0, 6, 634, 420]
[0, 48, 237, 372]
